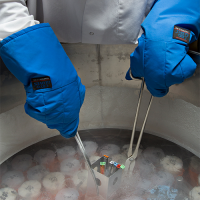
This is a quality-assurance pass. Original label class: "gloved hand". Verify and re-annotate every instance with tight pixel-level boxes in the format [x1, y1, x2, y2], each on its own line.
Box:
[0, 23, 85, 138]
[126, 0, 200, 97]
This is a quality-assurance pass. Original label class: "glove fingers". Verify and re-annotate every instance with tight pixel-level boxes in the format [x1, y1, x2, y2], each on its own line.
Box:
[25, 79, 85, 138]
[77, 77, 86, 107]
[164, 41, 196, 87]
[144, 40, 196, 97]
[125, 68, 133, 80]
[24, 103, 46, 123]
[130, 36, 145, 79]
[179, 54, 197, 80]
[48, 118, 79, 138]
[144, 40, 168, 97]
[166, 54, 196, 87]
[126, 36, 145, 80]
[145, 84, 169, 97]
[145, 54, 196, 97]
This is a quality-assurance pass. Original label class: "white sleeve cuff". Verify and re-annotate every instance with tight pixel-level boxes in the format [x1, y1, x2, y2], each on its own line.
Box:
[0, 1, 39, 41]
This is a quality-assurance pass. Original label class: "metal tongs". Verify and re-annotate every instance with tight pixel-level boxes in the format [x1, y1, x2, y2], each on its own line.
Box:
[75, 132, 99, 195]
[125, 77, 153, 173]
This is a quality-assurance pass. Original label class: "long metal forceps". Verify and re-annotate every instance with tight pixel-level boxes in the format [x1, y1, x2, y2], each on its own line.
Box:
[125, 78, 153, 172]
[75, 132, 99, 195]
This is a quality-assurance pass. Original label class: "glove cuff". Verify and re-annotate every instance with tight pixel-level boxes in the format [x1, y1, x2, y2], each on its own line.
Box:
[0, 23, 78, 93]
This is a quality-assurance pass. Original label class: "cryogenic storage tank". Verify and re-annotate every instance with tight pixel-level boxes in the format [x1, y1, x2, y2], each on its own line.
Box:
[0, 1, 200, 199]
[0, 39, 200, 200]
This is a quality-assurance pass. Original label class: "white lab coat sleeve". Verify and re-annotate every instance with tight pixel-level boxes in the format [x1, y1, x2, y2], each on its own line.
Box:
[0, 0, 39, 41]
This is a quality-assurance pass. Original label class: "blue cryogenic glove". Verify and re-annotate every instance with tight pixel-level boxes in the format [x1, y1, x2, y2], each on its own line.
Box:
[0, 23, 85, 138]
[126, 0, 200, 97]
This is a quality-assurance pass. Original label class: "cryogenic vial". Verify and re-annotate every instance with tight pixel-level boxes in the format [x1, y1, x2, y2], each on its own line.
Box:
[189, 156, 200, 186]
[142, 147, 165, 166]
[0, 187, 18, 200]
[77, 141, 98, 157]
[11, 154, 32, 172]
[0, 162, 7, 176]
[160, 155, 183, 176]
[72, 169, 88, 191]
[18, 180, 41, 199]
[112, 154, 127, 165]
[99, 144, 120, 157]
[189, 186, 200, 200]
[1, 171, 25, 190]
[150, 170, 175, 186]
[56, 146, 76, 162]
[60, 157, 80, 176]
[42, 172, 65, 194]
[55, 188, 79, 200]
[27, 165, 49, 182]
